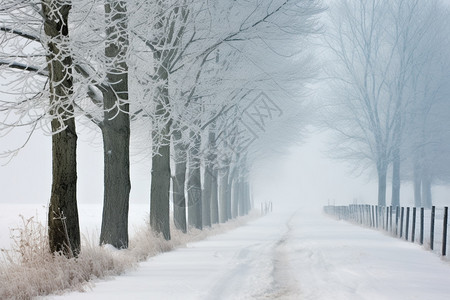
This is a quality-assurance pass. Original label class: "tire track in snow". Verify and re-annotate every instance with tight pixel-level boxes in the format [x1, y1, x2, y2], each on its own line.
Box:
[205, 211, 299, 299]
[205, 241, 275, 299]
[263, 210, 301, 299]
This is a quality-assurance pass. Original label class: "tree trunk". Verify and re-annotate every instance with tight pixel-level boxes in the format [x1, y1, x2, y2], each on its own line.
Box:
[244, 181, 251, 215]
[187, 131, 202, 230]
[422, 171, 432, 209]
[202, 163, 213, 228]
[49, 119, 79, 256]
[210, 167, 219, 224]
[99, 0, 130, 249]
[172, 129, 187, 233]
[150, 45, 171, 240]
[219, 166, 230, 223]
[150, 135, 171, 240]
[377, 163, 387, 207]
[100, 121, 130, 248]
[413, 160, 422, 207]
[206, 125, 218, 225]
[232, 177, 239, 218]
[391, 148, 400, 207]
[226, 176, 232, 220]
[43, 0, 80, 257]
[238, 179, 245, 216]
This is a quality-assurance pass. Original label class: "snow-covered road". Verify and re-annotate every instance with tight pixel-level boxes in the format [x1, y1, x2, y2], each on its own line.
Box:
[46, 206, 450, 300]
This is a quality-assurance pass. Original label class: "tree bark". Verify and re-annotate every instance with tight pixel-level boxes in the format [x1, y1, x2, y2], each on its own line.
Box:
[210, 167, 219, 224]
[150, 45, 171, 240]
[48, 119, 79, 256]
[99, 0, 130, 249]
[377, 163, 387, 207]
[422, 171, 432, 209]
[244, 181, 251, 215]
[187, 131, 202, 230]
[43, 0, 80, 257]
[172, 129, 187, 232]
[100, 119, 130, 248]
[219, 166, 230, 223]
[205, 125, 218, 224]
[391, 147, 400, 207]
[150, 134, 171, 240]
[226, 175, 232, 220]
[232, 177, 239, 218]
[238, 179, 245, 216]
[202, 163, 213, 228]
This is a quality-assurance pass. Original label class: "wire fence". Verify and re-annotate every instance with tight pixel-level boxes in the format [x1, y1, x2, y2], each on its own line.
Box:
[323, 204, 449, 257]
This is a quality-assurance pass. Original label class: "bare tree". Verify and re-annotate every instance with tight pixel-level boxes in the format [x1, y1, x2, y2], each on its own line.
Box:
[42, 0, 80, 256]
[0, 0, 81, 256]
[386, 0, 446, 207]
[401, 8, 450, 207]
[131, 0, 323, 235]
[1, 0, 135, 250]
[325, 0, 450, 207]
[98, 0, 131, 249]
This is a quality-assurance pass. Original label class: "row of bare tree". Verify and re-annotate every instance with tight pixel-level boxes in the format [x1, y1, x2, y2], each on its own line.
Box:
[0, 0, 323, 256]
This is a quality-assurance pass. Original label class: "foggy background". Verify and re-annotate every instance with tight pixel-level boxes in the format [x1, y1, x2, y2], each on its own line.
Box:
[2, 0, 450, 209]
[3, 125, 450, 207]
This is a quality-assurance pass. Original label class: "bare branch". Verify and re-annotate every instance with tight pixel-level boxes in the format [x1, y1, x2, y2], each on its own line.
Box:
[0, 26, 41, 42]
[0, 60, 48, 76]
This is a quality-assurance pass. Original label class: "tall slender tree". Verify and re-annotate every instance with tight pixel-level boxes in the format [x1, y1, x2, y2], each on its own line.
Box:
[0, 0, 81, 256]
[42, 0, 80, 256]
[99, 0, 131, 248]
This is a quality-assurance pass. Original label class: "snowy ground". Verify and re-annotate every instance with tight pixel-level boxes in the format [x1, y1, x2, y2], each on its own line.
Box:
[28, 204, 450, 300]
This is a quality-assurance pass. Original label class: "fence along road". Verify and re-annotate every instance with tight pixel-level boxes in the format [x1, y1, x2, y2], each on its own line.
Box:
[324, 204, 450, 257]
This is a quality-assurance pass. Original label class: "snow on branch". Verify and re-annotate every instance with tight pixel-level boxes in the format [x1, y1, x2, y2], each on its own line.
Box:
[0, 59, 48, 76]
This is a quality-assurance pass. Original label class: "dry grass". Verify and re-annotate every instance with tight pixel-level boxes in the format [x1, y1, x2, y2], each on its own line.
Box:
[0, 212, 258, 300]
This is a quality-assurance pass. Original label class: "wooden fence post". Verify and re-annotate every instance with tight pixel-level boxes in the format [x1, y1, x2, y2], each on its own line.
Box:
[357, 205, 360, 224]
[420, 207, 424, 245]
[395, 206, 400, 236]
[362, 205, 365, 225]
[443, 207, 448, 256]
[375, 206, 378, 228]
[358, 205, 361, 224]
[430, 206, 436, 251]
[412, 207, 416, 243]
[365, 205, 368, 226]
[400, 207, 404, 238]
[361, 205, 364, 225]
[372, 206, 375, 227]
[390, 206, 393, 234]
[405, 207, 410, 241]
[386, 206, 390, 231]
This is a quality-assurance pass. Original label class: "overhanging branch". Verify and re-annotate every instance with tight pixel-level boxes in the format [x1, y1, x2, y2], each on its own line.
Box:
[0, 60, 48, 76]
[0, 26, 41, 42]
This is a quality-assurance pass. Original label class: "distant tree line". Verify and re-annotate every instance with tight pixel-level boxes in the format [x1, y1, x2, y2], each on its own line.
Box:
[323, 0, 450, 208]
